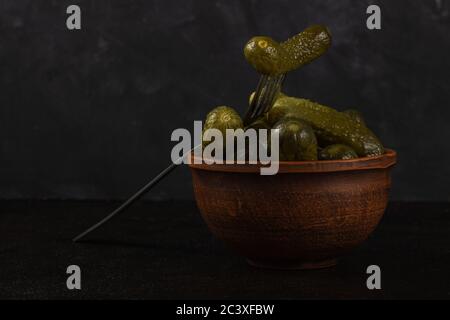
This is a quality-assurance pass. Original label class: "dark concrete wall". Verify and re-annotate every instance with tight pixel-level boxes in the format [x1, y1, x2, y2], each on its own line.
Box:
[1, 0, 449, 201]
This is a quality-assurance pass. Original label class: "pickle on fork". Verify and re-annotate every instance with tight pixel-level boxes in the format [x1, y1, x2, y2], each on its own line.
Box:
[244, 25, 331, 76]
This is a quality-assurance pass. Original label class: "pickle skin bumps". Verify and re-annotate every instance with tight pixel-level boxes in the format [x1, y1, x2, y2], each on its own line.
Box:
[319, 144, 358, 160]
[244, 25, 332, 76]
[272, 118, 318, 161]
[268, 95, 384, 157]
[202, 106, 243, 148]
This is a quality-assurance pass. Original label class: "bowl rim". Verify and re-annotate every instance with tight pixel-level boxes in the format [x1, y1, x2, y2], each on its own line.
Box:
[188, 149, 397, 173]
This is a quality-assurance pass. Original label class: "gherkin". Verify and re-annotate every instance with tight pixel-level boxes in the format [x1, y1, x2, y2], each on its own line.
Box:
[244, 25, 331, 75]
[272, 118, 318, 161]
[202, 106, 243, 148]
[268, 95, 384, 157]
[280, 25, 331, 73]
[319, 144, 358, 160]
[343, 109, 366, 126]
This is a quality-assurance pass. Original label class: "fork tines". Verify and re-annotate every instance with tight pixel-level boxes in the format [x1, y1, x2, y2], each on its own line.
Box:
[244, 73, 286, 125]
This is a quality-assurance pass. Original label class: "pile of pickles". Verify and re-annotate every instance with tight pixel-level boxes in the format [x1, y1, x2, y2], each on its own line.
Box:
[202, 25, 384, 161]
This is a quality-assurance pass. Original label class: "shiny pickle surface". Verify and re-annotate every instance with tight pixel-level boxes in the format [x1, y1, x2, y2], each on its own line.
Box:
[343, 109, 366, 126]
[319, 144, 358, 160]
[268, 95, 384, 157]
[244, 25, 331, 75]
[279, 25, 331, 73]
[272, 118, 318, 161]
[202, 106, 243, 148]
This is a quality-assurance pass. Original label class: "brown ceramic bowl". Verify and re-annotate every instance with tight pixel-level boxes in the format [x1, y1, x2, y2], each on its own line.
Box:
[188, 149, 396, 270]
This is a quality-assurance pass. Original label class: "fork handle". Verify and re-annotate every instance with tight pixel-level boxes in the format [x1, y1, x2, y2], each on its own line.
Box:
[72, 145, 200, 242]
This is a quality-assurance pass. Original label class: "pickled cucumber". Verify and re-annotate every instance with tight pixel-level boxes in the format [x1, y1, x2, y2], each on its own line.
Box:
[268, 96, 384, 156]
[272, 118, 318, 161]
[203, 106, 243, 147]
[319, 144, 358, 160]
[244, 25, 331, 75]
[343, 109, 366, 126]
[265, 93, 297, 125]
[280, 25, 331, 73]
[244, 36, 285, 75]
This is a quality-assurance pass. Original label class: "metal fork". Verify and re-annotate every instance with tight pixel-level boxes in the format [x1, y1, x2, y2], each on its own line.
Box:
[73, 74, 285, 242]
[243, 73, 286, 125]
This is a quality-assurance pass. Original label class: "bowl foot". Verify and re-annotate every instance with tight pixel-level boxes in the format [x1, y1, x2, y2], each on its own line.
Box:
[246, 258, 337, 270]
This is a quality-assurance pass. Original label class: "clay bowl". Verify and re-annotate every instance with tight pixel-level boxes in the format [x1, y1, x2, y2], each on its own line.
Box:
[188, 149, 397, 270]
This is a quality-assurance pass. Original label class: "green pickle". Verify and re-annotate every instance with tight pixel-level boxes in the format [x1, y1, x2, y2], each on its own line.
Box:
[280, 25, 331, 73]
[343, 109, 366, 126]
[319, 144, 358, 160]
[268, 95, 384, 157]
[200, 24, 386, 162]
[202, 106, 243, 148]
[243, 36, 285, 75]
[272, 118, 318, 161]
[244, 25, 331, 75]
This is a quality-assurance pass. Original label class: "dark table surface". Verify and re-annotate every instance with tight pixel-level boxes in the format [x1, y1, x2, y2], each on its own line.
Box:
[0, 201, 449, 299]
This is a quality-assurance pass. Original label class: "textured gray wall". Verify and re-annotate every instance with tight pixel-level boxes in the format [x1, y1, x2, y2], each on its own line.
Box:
[1, 0, 450, 201]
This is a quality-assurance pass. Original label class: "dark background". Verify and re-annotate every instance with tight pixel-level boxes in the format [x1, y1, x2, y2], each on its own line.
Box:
[1, 0, 449, 201]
